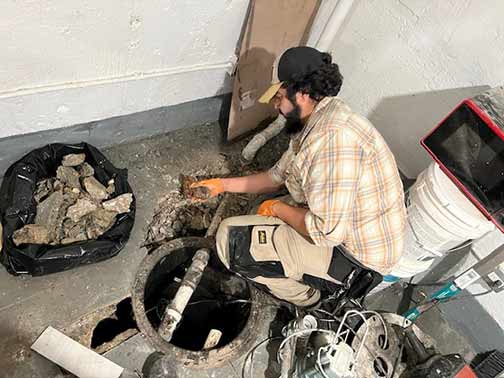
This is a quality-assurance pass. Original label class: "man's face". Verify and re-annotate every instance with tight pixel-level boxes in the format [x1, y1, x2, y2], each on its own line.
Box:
[272, 88, 297, 117]
[272, 88, 303, 134]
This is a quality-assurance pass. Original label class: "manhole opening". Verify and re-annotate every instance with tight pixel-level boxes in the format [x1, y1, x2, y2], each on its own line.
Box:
[143, 250, 252, 352]
[90, 297, 139, 350]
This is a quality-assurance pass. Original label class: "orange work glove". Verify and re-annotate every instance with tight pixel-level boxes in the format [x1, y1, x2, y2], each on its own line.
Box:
[257, 199, 281, 217]
[190, 178, 225, 198]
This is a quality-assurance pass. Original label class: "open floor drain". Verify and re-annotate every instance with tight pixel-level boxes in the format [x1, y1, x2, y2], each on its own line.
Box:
[144, 263, 251, 351]
[64, 297, 139, 355]
[90, 297, 139, 350]
[132, 237, 273, 368]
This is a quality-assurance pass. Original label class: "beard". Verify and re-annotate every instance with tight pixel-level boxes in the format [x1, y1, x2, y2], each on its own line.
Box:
[280, 104, 304, 135]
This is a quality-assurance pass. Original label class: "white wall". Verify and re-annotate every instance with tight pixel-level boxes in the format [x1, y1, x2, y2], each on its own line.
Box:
[328, 0, 504, 177]
[0, 0, 249, 139]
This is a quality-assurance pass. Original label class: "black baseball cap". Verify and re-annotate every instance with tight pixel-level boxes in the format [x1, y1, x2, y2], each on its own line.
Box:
[258, 46, 325, 104]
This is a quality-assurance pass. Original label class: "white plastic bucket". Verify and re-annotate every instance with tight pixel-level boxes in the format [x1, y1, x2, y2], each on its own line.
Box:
[387, 162, 495, 280]
[407, 163, 494, 254]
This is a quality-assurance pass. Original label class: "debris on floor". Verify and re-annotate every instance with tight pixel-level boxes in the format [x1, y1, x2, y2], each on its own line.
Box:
[144, 160, 251, 248]
[12, 153, 133, 246]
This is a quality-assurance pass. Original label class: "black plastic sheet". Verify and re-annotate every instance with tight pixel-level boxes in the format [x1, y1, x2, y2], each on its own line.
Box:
[0, 143, 135, 276]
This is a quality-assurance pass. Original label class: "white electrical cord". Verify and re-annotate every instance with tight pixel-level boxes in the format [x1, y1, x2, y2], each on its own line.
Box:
[276, 329, 336, 363]
[313, 309, 390, 378]
[316, 345, 334, 378]
[335, 310, 369, 361]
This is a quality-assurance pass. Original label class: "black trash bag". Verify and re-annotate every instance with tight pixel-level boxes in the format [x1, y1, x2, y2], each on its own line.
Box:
[0, 142, 135, 276]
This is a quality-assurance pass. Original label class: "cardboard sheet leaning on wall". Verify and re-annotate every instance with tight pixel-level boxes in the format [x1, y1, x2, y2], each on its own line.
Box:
[227, 0, 320, 141]
[0, 143, 135, 276]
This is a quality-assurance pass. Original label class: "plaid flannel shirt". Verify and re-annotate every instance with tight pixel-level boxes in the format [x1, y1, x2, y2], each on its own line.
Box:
[269, 97, 406, 274]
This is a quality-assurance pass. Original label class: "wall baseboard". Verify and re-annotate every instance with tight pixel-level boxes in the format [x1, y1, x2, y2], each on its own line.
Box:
[0, 64, 233, 140]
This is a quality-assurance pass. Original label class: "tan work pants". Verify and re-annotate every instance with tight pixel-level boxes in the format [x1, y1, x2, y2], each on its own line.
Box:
[215, 215, 339, 307]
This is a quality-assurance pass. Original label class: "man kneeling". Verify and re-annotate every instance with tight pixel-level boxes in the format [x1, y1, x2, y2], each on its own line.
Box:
[192, 47, 406, 307]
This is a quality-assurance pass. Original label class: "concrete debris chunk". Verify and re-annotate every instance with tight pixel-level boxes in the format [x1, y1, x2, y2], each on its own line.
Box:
[35, 191, 65, 241]
[57, 166, 81, 189]
[77, 162, 95, 177]
[14, 151, 134, 246]
[106, 179, 115, 195]
[53, 179, 63, 191]
[63, 187, 81, 203]
[85, 209, 117, 239]
[13, 224, 50, 246]
[102, 194, 133, 214]
[83, 177, 108, 201]
[62, 153, 86, 167]
[34, 178, 55, 203]
[62, 218, 88, 239]
[66, 198, 98, 222]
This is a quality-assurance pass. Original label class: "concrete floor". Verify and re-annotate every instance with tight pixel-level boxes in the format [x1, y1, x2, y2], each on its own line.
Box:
[0, 122, 476, 377]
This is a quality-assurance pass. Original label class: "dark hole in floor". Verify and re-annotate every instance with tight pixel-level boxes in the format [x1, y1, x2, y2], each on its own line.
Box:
[186, 228, 207, 237]
[378, 334, 389, 350]
[373, 356, 389, 377]
[144, 249, 252, 352]
[90, 297, 139, 349]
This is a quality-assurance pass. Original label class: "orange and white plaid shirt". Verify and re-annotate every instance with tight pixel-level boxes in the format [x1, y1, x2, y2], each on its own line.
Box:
[268, 97, 406, 274]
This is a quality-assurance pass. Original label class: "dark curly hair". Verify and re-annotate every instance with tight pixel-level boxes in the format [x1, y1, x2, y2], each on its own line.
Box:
[283, 52, 343, 103]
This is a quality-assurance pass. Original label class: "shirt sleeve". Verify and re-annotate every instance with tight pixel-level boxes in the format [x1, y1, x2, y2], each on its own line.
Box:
[303, 130, 364, 246]
[267, 140, 295, 185]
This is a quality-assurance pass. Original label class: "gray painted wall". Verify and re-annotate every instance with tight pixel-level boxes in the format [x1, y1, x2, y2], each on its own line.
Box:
[0, 94, 230, 179]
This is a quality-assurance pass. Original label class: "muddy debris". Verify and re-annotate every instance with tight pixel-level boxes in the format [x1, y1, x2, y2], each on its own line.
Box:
[180, 174, 211, 201]
[145, 175, 251, 248]
[143, 131, 290, 248]
[144, 190, 213, 245]
[12, 153, 133, 247]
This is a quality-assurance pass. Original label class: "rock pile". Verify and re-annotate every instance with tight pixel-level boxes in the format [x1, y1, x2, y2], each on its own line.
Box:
[144, 173, 250, 248]
[12, 153, 133, 246]
[144, 189, 218, 245]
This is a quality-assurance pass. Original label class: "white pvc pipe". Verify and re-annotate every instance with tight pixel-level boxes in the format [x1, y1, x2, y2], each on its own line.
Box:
[314, 0, 354, 51]
[241, 114, 286, 161]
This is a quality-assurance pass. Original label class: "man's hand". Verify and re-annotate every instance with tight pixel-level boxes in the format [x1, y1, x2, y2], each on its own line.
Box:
[257, 199, 281, 217]
[190, 178, 225, 198]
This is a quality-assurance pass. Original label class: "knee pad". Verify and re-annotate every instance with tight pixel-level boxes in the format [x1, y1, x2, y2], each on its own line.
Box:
[228, 225, 285, 279]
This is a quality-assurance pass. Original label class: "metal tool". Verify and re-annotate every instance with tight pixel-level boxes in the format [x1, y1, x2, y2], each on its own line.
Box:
[400, 327, 476, 378]
[404, 243, 504, 322]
